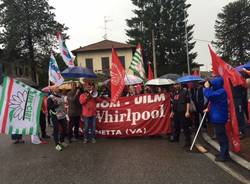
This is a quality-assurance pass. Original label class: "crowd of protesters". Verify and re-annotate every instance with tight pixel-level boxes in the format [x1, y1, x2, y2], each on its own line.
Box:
[11, 76, 249, 162]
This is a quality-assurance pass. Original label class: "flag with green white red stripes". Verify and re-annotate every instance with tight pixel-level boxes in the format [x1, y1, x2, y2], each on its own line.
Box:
[129, 43, 146, 80]
[0, 76, 43, 136]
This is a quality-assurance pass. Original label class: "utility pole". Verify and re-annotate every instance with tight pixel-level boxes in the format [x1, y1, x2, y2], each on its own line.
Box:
[152, 29, 157, 78]
[184, 10, 190, 75]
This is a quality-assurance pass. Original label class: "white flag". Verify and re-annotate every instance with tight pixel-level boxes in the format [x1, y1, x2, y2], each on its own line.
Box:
[49, 53, 64, 86]
[57, 32, 75, 67]
[0, 76, 43, 135]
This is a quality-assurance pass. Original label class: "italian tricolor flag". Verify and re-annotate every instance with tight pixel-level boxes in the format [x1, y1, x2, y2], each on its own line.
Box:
[0, 76, 43, 135]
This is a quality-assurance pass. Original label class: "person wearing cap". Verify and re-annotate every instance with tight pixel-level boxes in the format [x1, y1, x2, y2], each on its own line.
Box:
[203, 76, 230, 162]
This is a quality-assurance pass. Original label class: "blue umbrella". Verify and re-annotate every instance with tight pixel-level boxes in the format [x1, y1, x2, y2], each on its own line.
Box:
[177, 75, 204, 83]
[235, 61, 250, 71]
[61, 66, 97, 78]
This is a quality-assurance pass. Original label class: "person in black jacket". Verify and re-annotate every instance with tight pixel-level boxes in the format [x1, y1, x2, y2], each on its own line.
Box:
[230, 81, 248, 139]
[191, 82, 208, 130]
[170, 83, 192, 147]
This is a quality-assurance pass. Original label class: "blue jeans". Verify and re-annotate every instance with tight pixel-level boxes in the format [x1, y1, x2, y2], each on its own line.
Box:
[84, 116, 96, 140]
[213, 123, 230, 159]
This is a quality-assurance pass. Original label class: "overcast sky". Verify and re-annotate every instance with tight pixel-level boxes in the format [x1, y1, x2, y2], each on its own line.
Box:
[49, 0, 236, 71]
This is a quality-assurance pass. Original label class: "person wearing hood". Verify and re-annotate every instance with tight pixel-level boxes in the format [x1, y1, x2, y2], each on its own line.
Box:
[204, 76, 230, 162]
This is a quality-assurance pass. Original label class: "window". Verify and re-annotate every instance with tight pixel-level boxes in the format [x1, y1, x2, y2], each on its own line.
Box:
[119, 56, 125, 69]
[86, 58, 93, 70]
[101, 57, 110, 75]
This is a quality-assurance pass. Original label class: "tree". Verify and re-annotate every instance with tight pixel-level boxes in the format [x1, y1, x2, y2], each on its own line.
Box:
[126, 0, 197, 76]
[0, 0, 68, 82]
[214, 0, 250, 66]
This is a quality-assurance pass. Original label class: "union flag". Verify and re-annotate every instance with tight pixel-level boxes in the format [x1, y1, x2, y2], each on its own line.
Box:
[111, 48, 125, 103]
[209, 46, 246, 152]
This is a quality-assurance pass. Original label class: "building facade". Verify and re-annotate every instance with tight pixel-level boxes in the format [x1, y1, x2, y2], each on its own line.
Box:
[72, 40, 135, 76]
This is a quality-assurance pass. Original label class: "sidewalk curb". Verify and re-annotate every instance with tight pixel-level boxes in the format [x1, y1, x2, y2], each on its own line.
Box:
[202, 132, 250, 171]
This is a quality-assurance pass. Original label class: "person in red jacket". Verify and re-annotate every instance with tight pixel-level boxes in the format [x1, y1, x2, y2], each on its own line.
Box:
[79, 83, 98, 144]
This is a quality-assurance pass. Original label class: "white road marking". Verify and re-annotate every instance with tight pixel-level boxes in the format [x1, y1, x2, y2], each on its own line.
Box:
[204, 152, 250, 184]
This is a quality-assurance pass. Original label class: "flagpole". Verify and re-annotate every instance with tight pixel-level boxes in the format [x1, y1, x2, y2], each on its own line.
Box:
[184, 9, 191, 75]
[48, 52, 52, 87]
[190, 112, 207, 151]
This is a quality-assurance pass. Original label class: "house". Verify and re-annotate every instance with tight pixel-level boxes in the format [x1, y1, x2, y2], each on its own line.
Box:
[72, 40, 135, 76]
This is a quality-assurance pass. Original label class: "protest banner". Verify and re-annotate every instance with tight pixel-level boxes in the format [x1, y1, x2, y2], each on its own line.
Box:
[96, 93, 171, 137]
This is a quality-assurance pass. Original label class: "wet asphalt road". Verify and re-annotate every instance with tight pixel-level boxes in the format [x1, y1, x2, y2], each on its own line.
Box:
[0, 134, 241, 184]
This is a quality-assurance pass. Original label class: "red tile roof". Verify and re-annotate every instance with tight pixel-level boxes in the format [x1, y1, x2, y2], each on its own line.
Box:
[72, 40, 135, 53]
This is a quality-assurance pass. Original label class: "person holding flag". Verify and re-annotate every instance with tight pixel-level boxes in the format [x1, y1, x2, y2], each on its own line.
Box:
[209, 46, 246, 153]
[204, 77, 230, 162]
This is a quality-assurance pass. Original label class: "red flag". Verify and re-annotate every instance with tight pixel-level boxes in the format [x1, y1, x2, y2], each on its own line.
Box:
[209, 46, 246, 153]
[148, 62, 154, 80]
[209, 46, 246, 87]
[111, 48, 125, 103]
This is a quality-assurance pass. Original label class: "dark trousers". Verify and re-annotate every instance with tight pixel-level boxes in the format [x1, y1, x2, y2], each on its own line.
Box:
[68, 116, 80, 140]
[173, 112, 191, 144]
[234, 98, 247, 134]
[40, 112, 47, 138]
[84, 116, 96, 140]
[47, 112, 51, 125]
[213, 123, 229, 159]
[51, 115, 67, 145]
[193, 111, 207, 130]
[11, 134, 22, 140]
